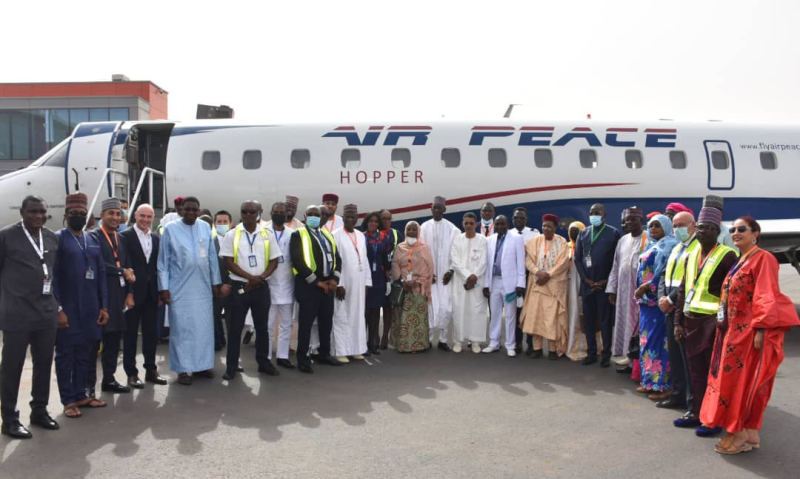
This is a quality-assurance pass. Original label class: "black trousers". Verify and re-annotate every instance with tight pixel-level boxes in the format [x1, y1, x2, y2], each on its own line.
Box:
[666, 313, 691, 409]
[296, 280, 334, 365]
[1, 327, 56, 421]
[583, 290, 614, 358]
[226, 283, 271, 374]
[123, 298, 158, 377]
[88, 330, 123, 387]
[515, 307, 534, 349]
[214, 295, 230, 350]
[366, 307, 381, 351]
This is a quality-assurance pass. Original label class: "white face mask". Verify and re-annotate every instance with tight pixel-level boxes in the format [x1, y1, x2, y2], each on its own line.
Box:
[406, 237, 417, 245]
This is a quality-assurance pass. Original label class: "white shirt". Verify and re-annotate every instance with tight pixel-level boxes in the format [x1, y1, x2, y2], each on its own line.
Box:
[266, 225, 295, 304]
[160, 212, 181, 229]
[219, 223, 282, 282]
[134, 224, 153, 262]
[509, 226, 540, 245]
[324, 214, 344, 233]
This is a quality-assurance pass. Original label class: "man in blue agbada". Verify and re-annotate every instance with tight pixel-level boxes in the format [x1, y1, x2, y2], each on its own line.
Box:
[157, 196, 221, 385]
[52, 193, 109, 418]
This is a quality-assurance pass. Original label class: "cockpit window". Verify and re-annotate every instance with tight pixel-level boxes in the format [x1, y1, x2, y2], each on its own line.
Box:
[30, 138, 69, 168]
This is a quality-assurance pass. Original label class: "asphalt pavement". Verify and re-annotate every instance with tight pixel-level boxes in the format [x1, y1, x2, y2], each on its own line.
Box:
[1, 265, 799, 479]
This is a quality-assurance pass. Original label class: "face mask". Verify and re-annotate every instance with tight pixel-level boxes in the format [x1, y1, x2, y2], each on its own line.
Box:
[121, 209, 128, 217]
[68, 216, 87, 231]
[589, 215, 603, 227]
[271, 214, 286, 225]
[306, 216, 321, 229]
[406, 237, 417, 246]
[481, 218, 493, 226]
[256, 213, 262, 222]
[215, 224, 230, 236]
[674, 226, 690, 242]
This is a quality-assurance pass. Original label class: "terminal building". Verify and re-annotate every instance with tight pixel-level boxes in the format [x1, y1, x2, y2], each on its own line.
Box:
[0, 75, 168, 175]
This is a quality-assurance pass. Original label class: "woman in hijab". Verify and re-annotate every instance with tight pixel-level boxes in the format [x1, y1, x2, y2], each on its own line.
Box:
[390, 221, 435, 353]
[566, 221, 590, 361]
[634, 214, 679, 398]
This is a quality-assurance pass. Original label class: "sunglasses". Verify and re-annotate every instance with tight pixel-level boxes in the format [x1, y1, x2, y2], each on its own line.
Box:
[729, 225, 751, 234]
[241, 209, 259, 215]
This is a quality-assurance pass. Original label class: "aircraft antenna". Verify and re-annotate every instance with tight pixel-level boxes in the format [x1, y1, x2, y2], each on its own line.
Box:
[504, 104, 520, 118]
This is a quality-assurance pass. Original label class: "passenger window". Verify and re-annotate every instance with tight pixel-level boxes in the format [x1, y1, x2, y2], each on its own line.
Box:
[625, 149, 643, 169]
[534, 149, 552, 168]
[669, 150, 687, 169]
[760, 151, 777, 170]
[579, 149, 597, 169]
[243, 150, 262, 170]
[711, 151, 730, 170]
[441, 148, 460, 168]
[291, 149, 310, 169]
[341, 149, 361, 168]
[488, 148, 507, 168]
[392, 148, 411, 168]
[202, 151, 221, 170]
[42, 141, 68, 168]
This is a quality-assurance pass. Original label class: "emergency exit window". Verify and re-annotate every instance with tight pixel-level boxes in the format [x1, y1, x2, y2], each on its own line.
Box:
[711, 151, 730, 170]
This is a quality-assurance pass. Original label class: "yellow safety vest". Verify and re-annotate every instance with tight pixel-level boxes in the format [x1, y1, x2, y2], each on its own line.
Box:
[683, 243, 737, 315]
[664, 238, 700, 288]
[292, 227, 337, 276]
[231, 224, 270, 269]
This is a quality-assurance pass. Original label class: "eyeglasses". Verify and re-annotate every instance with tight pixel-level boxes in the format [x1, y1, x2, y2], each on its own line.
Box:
[240, 209, 259, 215]
[729, 225, 751, 234]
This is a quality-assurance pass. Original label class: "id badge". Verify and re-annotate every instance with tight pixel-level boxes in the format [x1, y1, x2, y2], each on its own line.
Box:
[119, 275, 126, 287]
[326, 253, 333, 263]
[372, 261, 377, 272]
[685, 289, 695, 304]
[85, 267, 95, 280]
[585, 256, 593, 268]
[238, 288, 245, 295]
[358, 260, 363, 272]
[406, 272, 413, 282]
[42, 278, 52, 295]
[249, 255, 258, 267]
[200, 248, 208, 258]
[717, 303, 726, 323]
[683, 289, 696, 314]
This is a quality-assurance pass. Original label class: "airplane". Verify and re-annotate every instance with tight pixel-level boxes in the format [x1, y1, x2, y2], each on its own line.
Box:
[1, 118, 798, 273]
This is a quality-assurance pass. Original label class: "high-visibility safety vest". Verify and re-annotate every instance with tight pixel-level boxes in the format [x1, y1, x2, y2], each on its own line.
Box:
[292, 227, 337, 276]
[664, 238, 700, 288]
[231, 224, 270, 270]
[683, 243, 737, 315]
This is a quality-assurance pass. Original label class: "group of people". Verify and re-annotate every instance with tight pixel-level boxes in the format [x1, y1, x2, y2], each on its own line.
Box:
[0, 191, 797, 457]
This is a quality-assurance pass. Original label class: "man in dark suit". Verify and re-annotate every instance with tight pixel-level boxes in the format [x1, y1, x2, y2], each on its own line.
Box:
[120, 204, 167, 387]
[0, 196, 60, 439]
[290, 205, 343, 374]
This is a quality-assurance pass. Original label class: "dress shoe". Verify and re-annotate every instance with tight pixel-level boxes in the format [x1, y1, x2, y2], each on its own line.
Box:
[337, 356, 350, 364]
[322, 356, 344, 366]
[310, 353, 322, 363]
[437, 342, 451, 352]
[515, 346, 523, 355]
[277, 359, 295, 369]
[548, 351, 559, 361]
[507, 349, 517, 357]
[616, 365, 633, 374]
[600, 356, 611, 368]
[258, 363, 280, 376]
[472, 343, 482, 354]
[242, 330, 254, 345]
[379, 342, 388, 351]
[452, 342, 463, 353]
[145, 371, 168, 385]
[615, 357, 631, 366]
[481, 346, 500, 354]
[696, 425, 723, 437]
[1, 420, 32, 439]
[582, 355, 597, 365]
[673, 412, 702, 428]
[525, 348, 534, 357]
[128, 376, 144, 389]
[351, 355, 365, 360]
[30, 412, 59, 430]
[177, 373, 192, 386]
[648, 390, 673, 401]
[530, 349, 543, 359]
[101, 381, 131, 394]
[370, 348, 381, 355]
[363, 351, 372, 357]
[236, 365, 245, 373]
[656, 397, 685, 409]
[194, 369, 214, 379]
[222, 372, 236, 381]
[298, 362, 314, 374]
[214, 344, 224, 352]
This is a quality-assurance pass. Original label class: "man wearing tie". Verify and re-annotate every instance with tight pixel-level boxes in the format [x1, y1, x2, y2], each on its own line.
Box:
[120, 204, 167, 388]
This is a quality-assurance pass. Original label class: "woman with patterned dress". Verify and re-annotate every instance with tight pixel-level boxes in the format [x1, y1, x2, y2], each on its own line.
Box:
[390, 221, 434, 353]
[634, 214, 678, 398]
[566, 221, 589, 361]
[701, 217, 800, 455]
[362, 212, 393, 355]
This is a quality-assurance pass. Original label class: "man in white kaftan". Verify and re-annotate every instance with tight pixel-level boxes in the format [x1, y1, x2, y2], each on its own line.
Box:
[449, 213, 489, 354]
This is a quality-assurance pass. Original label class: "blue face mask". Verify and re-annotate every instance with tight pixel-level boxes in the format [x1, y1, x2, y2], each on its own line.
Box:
[306, 216, 321, 229]
[481, 218, 493, 226]
[674, 226, 690, 242]
[215, 224, 230, 236]
[589, 215, 603, 227]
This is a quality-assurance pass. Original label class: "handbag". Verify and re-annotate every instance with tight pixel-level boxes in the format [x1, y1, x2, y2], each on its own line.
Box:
[389, 281, 405, 307]
[627, 333, 640, 360]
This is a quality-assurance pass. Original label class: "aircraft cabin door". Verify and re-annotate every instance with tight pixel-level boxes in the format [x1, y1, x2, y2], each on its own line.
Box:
[703, 140, 735, 190]
[64, 122, 125, 214]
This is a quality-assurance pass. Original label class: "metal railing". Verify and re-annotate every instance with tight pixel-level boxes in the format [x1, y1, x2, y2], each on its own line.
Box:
[85, 168, 128, 230]
[127, 167, 166, 225]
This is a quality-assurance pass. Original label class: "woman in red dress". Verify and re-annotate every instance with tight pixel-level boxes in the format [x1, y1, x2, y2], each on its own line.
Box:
[700, 216, 800, 455]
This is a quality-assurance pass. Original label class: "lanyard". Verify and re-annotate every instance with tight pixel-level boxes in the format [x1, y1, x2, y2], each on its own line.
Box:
[245, 229, 258, 254]
[23, 226, 49, 278]
[100, 227, 121, 268]
[587, 224, 606, 255]
[345, 229, 360, 260]
[638, 233, 648, 253]
[271, 227, 285, 245]
[408, 245, 414, 273]
[544, 237, 551, 260]
[324, 216, 337, 233]
[70, 232, 90, 262]
[721, 248, 759, 303]
[691, 244, 719, 289]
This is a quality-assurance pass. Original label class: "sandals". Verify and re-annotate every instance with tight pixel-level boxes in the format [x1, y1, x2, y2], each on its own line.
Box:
[78, 398, 107, 408]
[64, 404, 82, 418]
[635, 386, 652, 394]
[715, 442, 753, 455]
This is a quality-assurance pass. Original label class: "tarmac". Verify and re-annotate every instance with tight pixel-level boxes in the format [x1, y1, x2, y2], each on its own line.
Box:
[1, 265, 799, 479]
